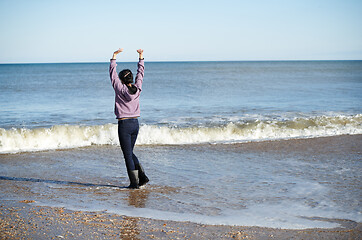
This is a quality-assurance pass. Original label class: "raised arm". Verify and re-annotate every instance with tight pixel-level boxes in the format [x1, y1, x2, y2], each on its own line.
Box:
[109, 48, 124, 89]
[110, 48, 128, 96]
[112, 48, 123, 59]
[137, 49, 144, 60]
[135, 49, 145, 90]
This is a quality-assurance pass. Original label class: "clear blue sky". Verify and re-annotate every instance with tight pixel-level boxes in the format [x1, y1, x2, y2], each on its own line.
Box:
[0, 0, 361, 63]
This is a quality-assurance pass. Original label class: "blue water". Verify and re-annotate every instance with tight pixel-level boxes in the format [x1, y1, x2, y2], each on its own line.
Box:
[0, 60, 362, 229]
[0, 61, 361, 129]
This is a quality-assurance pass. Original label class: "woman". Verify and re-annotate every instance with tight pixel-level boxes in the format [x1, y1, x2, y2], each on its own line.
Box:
[109, 48, 149, 189]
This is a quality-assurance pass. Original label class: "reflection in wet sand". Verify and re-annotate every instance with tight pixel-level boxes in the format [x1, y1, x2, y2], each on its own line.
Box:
[128, 189, 150, 208]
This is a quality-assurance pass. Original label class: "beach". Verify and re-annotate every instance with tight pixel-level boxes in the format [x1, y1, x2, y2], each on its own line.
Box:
[1, 200, 360, 240]
[1, 135, 361, 239]
[1, 0, 362, 236]
[0, 60, 361, 238]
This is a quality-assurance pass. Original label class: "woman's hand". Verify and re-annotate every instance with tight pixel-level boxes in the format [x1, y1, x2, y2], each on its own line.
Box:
[137, 49, 144, 59]
[112, 48, 124, 59]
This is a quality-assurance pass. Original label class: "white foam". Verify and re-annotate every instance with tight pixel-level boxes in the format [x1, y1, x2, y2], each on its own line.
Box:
[0, 114, 361, 153]
[138, 114, 362, 144]
[0, 124, 119, 153]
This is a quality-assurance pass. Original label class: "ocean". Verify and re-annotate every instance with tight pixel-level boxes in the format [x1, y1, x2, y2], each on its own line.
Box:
[0, 60, 361, 229]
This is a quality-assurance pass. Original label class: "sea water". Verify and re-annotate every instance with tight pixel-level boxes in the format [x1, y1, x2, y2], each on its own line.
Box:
[0, 60, 361, 229]
[0, 61, 361, 152]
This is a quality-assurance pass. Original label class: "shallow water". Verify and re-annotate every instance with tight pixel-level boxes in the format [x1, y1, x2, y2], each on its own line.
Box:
[0, 135, 361, 229]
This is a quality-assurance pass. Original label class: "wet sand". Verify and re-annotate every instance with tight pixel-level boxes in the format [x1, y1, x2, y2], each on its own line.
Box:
[1, 200, 361, 240]
[1, 135, 361, 239]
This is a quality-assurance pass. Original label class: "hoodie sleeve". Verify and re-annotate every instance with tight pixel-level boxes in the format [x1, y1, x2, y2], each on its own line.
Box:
[134, 59, 144, 91]
[109, 59, 126, 93]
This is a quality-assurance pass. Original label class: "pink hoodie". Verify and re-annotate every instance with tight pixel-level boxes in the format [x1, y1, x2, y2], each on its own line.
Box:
[109, 59, 144, 119]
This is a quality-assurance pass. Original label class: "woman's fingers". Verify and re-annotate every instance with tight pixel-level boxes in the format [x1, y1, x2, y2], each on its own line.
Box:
[114, 48, 124, 54]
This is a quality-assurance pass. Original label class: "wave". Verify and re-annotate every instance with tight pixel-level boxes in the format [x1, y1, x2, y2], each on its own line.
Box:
[0, 114, 361, 153]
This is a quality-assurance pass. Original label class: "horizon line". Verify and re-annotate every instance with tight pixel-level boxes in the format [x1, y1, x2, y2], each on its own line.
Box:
[1, 59, 362, 64]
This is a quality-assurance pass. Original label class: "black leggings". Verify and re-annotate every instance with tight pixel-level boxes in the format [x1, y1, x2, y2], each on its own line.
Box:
[118, 119, 140, 171]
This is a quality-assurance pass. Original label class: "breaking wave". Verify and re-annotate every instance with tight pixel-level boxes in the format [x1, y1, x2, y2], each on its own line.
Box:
[0, 114, 361, 153]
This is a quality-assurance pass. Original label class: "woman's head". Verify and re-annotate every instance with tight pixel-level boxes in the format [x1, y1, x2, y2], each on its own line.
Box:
[119, 69, 133, 84]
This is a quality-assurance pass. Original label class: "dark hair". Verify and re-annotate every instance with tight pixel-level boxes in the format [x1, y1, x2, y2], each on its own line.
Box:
[119, 69, 133, 84]
[119, 69, 137, 94]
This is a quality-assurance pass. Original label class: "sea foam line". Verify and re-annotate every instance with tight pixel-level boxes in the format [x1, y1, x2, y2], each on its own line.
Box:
[0, 114, 361, 153]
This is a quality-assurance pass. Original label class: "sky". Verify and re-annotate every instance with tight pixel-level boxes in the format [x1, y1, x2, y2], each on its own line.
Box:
[0, 0, 361, 63]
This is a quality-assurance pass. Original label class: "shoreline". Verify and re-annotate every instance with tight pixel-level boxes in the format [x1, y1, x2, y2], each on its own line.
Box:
[1, 134, 361, 239]
[1, 133, 361, 156]
[1, 200, 360, 239]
